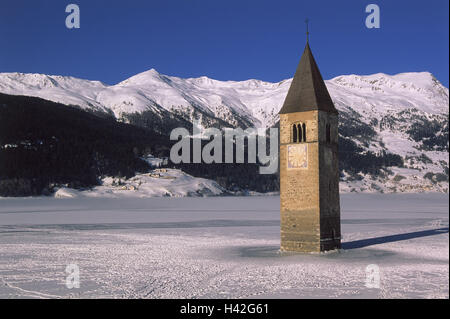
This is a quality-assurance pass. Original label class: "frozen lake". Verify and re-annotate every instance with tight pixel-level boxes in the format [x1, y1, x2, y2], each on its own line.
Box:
[0, 193, 448, 298]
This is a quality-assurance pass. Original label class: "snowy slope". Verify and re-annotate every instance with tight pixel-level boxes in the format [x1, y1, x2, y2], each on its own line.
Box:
[0, 73, 110, 114]
[54, 168, 226, 198]
[0, 70, 448, 193]
[0, 70, 447, 127]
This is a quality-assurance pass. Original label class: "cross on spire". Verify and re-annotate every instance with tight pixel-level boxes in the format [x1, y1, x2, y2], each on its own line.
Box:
[305, 19, 309, 42]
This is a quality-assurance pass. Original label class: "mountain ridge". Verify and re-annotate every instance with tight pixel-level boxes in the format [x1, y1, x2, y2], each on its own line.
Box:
[0, 69, 448, 193]
[1, 69, 447, 124]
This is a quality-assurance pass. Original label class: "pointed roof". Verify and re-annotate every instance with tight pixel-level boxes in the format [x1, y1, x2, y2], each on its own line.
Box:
[279, 42, 337, 114]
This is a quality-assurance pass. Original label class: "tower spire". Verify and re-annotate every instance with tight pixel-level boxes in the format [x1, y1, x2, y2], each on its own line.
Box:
[278, 39, 337, 114]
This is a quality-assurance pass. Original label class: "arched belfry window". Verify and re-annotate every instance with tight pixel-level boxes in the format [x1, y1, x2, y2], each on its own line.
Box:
[297, 124, 302, 143]
[302, 123, 306, 142]
[291, 122, 307, 143]
[292, 124, 297, 143]
[326, 124, 331, 143]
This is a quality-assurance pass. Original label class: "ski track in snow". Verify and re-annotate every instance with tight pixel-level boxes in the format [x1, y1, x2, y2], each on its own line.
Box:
[0, 194, 448, 299]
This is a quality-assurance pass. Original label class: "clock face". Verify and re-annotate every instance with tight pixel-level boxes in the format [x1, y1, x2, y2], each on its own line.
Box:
[287, 144, 308, 169]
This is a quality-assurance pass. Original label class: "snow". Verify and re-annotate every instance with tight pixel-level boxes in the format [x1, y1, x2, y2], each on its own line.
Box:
[0, 73, 110, 114]
[141, 154, 166, 168]
[54, 188, 80, 199]
[1, 70, 447, 127]
[1, 69, 448, 193]
[54, 168, 226, 198]
[0, 194, 447, 298]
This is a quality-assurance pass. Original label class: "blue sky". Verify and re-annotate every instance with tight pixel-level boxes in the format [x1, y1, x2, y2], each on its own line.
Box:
[1, 0, 448, 86]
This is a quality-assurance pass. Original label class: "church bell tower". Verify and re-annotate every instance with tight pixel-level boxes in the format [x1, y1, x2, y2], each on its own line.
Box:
[279, 39, 341, 252]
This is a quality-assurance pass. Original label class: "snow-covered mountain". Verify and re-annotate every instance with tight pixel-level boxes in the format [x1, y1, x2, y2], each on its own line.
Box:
[0, 69, 448, 193]
[0, 69, 447, 126]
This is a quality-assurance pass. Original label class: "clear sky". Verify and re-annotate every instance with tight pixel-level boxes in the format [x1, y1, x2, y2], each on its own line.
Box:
[1, 0, 448, 86]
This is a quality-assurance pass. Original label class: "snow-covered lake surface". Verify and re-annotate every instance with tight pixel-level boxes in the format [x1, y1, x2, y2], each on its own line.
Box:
[0, 194, 448, 299]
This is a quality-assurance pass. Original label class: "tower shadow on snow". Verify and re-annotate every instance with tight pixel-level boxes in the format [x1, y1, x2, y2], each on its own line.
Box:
[342, 227, 449, 250]
[237, 227, 448, 258]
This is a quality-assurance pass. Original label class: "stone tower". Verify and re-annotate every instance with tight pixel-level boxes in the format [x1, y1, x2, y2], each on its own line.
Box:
[279, 41, 341, 252]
